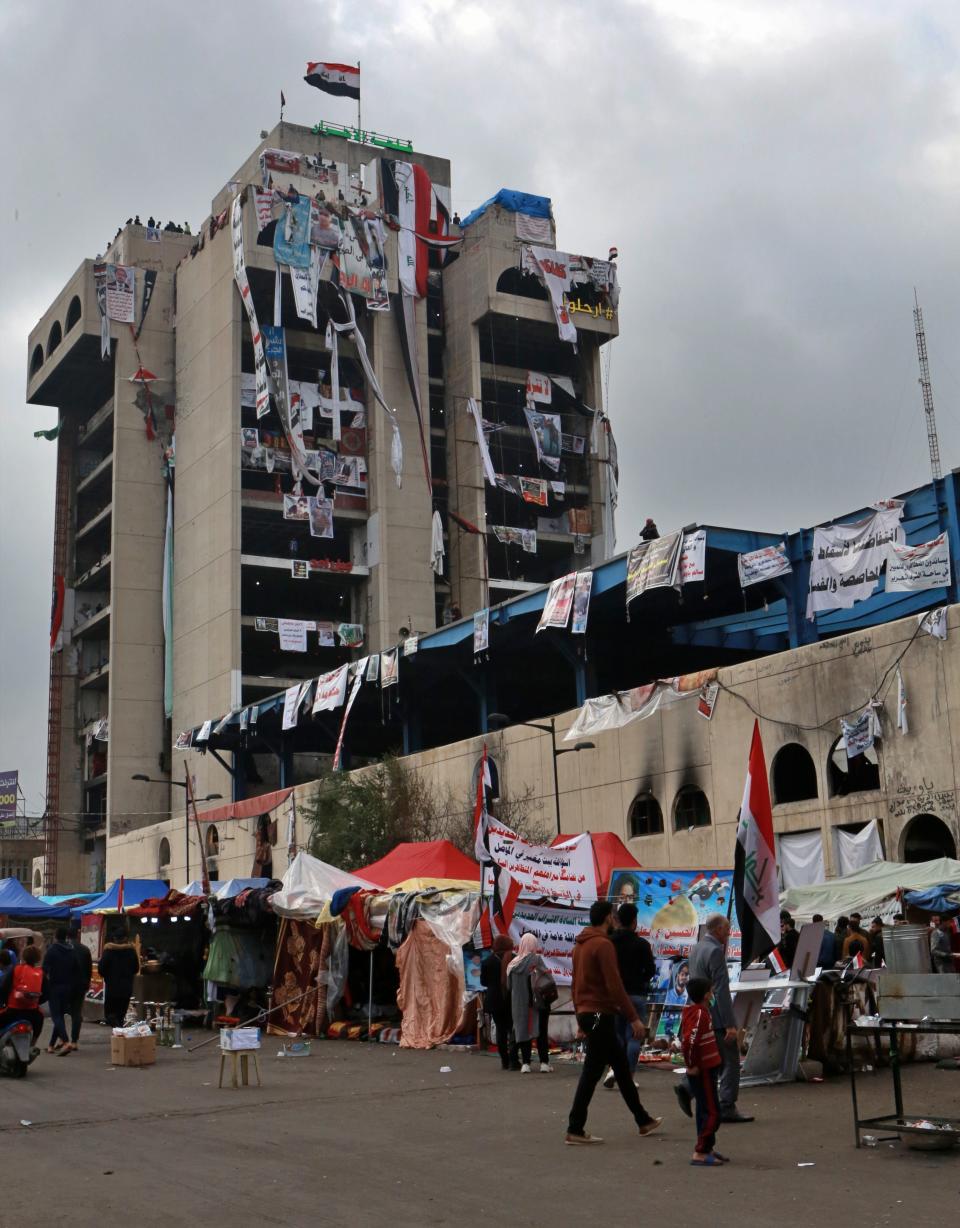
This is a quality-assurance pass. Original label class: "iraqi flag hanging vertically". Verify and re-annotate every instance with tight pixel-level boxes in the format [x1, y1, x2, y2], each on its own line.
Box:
[734, 721, 780, 968]
[304, 61, 360, 100]
[473, 745, 520, 943]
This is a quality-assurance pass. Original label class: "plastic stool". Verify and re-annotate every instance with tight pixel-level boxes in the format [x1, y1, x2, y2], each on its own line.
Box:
[218, 1049, 262, 1089]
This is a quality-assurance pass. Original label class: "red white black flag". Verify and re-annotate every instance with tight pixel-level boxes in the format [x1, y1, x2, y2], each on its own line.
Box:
[734, 721, 780, 968]
[304, 61, 360, 100]
[473, 744, 520, 939]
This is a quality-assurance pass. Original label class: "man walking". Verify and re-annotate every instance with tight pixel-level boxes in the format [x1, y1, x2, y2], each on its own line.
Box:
[62, 925, 93, 1054]
[676, 914, 753, 1124]
[41, 927, 77, 1054]
[565, 900, 663, 1145]
[603, 901, 656, 1088]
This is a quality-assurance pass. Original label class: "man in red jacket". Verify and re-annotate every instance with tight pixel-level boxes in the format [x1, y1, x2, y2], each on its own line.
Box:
[565, 900, 663, 1145]
[681, 977, 726, 1166]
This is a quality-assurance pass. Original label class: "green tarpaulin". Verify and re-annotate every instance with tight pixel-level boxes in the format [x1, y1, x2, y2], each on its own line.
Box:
[781, 856, 960, 921]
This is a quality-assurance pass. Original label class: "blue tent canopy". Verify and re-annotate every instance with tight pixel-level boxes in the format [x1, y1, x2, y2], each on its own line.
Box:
[0, 878, 72, 919]
[462, 189, 552, 228]
[75, 879, 169, 915]
[902, 884, 960, 914]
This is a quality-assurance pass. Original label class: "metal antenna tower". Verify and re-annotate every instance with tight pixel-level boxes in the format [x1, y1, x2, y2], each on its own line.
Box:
[913, 289, 943, 481]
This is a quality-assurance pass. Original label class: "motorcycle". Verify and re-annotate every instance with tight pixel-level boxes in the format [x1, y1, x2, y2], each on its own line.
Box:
[0, 1016, 39, 1077]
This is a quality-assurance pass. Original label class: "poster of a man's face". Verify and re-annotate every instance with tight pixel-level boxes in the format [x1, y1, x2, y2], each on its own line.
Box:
[309, 495, 334, 539]
[241, 427, 259, 449]
[283, 494, 309, 521]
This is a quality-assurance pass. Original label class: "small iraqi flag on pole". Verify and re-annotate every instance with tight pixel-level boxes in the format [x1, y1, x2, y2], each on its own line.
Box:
[734, 720, 780, 968]
[304, 61, 360, 100]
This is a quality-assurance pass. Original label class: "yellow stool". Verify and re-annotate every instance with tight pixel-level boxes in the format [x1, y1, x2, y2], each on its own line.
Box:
[218, 1049, 262, 1089]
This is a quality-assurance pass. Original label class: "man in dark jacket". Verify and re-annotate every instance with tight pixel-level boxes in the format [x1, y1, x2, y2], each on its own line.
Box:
[480, 935, 515, 1070]
[813, 914, 837, 967]
[603, 902, 656, 1088]
[63, 925, 93, 1053]
[98, 929, 140, 1027]
[42, 927, 77, 1053]
[565, 900, 662, 1145]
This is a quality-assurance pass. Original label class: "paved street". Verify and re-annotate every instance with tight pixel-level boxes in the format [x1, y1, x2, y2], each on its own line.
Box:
[2, 1028, 959, 1226]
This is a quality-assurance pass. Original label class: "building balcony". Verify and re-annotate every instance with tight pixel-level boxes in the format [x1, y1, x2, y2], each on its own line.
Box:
[76, 554, 111, 593]
[77, 453, 113, 496]
[26, 260, 116, 410]
[73, 604, 110, 641]
[79, 661, 110, 691]
[76, 501, 112, 542]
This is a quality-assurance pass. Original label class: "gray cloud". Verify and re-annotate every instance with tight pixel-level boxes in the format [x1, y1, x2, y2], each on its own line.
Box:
[4, 0, 960, 810]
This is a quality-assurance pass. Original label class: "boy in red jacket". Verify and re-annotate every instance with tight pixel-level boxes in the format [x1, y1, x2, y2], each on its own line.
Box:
[681, 977, 727, 1166]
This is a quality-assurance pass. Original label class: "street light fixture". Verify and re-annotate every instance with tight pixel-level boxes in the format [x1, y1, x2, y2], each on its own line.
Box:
[130, 774, 222, 879]
[486, 713, 595, 836]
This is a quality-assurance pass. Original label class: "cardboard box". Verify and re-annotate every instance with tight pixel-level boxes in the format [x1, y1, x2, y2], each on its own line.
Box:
[110, 1034, 157, 1067]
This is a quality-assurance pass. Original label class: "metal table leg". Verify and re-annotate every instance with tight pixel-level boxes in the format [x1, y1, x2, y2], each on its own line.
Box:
[847, 1000, 861, 1148]
[889, 1024, 903, 1121]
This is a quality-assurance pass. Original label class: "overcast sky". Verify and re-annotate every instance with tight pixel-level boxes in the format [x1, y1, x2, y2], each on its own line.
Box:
[4, 0, 960, 812]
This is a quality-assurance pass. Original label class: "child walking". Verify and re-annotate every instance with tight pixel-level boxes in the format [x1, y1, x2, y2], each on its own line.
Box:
[680, 977, 728, 1166]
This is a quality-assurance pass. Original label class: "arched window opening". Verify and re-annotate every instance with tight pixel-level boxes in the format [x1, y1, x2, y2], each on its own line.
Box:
[901, 813, 957, 863]
[827, 737, 880, 797]
[206, 825, 220, 857]
[47, 320, 62, 356]
[158, 837, 171, 869]
[30, 344, 44, 376]
[495, 266, 548, 302]
[628, 793, 663, 838]
[772, 743, 819, 805]
[65, 296, 82, 331]
[674, 786, 711, 831]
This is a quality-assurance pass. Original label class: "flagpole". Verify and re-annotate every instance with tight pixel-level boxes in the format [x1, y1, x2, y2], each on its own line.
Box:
[356, 60, 361, 134]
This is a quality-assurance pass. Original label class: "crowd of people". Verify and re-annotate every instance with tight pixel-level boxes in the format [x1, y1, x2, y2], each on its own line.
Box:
[0, 925, 141, 1060]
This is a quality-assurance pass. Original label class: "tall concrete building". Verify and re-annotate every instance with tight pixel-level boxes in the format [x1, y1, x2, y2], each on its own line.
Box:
[26, 123, 618, 890]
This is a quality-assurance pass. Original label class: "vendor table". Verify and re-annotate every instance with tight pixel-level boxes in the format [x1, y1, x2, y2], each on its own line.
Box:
[846, 1018, 960, 1148]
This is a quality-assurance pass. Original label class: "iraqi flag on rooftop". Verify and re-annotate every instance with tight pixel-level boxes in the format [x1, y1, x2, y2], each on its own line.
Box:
[304, 61, 360, 100]
[734, 721, 780, 969]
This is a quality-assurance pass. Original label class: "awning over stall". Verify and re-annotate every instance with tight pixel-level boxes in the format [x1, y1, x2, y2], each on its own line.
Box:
[75, 879, 169, 914]
[781, 857, 960, 921]
[0, 878, 72, 919]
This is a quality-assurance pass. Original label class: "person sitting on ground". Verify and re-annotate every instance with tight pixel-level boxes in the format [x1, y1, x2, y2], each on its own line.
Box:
[0, 944, 47, 1046]
[681, 977, 727, 1167]
[480, 935, 514, 1070]
[507, 933, 554, 1074]
[812, 914, 837, 967]
[603, 901, 656, 1089]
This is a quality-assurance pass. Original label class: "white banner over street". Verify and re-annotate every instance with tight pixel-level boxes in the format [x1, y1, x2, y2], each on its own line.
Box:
[806, 503, 904, 619]
[484, 820, 598, 904]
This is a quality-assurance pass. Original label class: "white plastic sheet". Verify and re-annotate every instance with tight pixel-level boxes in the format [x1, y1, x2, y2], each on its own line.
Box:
[777, 831, 825, 890]
[834, 820, 884, 878]
[269, 850, 373, 919]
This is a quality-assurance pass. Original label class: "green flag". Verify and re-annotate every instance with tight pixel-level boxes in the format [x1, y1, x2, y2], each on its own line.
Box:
[34, 424, 60, 441]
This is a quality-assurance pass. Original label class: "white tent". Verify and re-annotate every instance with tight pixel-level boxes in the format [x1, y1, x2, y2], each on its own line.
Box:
[269, 850, 373, 920]
[781, 856, 960, 922]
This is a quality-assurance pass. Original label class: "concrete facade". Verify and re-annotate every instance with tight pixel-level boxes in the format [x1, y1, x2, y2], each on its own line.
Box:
[108, 604, 960, 891]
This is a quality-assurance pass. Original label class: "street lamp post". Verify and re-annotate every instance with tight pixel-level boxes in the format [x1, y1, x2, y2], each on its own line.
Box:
[487, 713, 595, 836]
[131, 774, 222, 881]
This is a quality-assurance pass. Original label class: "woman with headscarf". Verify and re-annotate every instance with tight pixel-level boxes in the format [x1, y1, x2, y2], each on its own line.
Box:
[507, 933, 554, 1073]
[480, 934, 515, 1070]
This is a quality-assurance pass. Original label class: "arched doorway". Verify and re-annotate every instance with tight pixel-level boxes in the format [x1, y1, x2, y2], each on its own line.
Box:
[900, 813, 957, 863]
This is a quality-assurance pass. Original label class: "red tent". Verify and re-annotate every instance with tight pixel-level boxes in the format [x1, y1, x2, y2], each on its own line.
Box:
[356, 840, 480, 891]
[551, 831, 642, 896]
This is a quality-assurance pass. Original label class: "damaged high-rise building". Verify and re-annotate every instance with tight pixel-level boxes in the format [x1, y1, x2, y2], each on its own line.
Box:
[25, 123, 619, 890]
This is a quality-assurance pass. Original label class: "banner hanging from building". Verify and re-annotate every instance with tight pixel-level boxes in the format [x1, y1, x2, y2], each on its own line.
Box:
[537, 572, 577, 632]
[523, 408, 562, 472]
[571, 571, 592, 634]
[473, 608, 489, 656]
[104, 264, 135, 322]
[738, 542, 792, 588]
[626, 530, 683, 607]
[277, 619, 308, 653]
[679, 529, 706, 584]
[135, 269, 157, 340]
[885, 532, 951, 593]
[805, 502, 904, 619]
[526, 371, 551, 404]
[313, 664, 349, 713]
[332, 668, 365, 770]
[231, 195, 271, 419]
